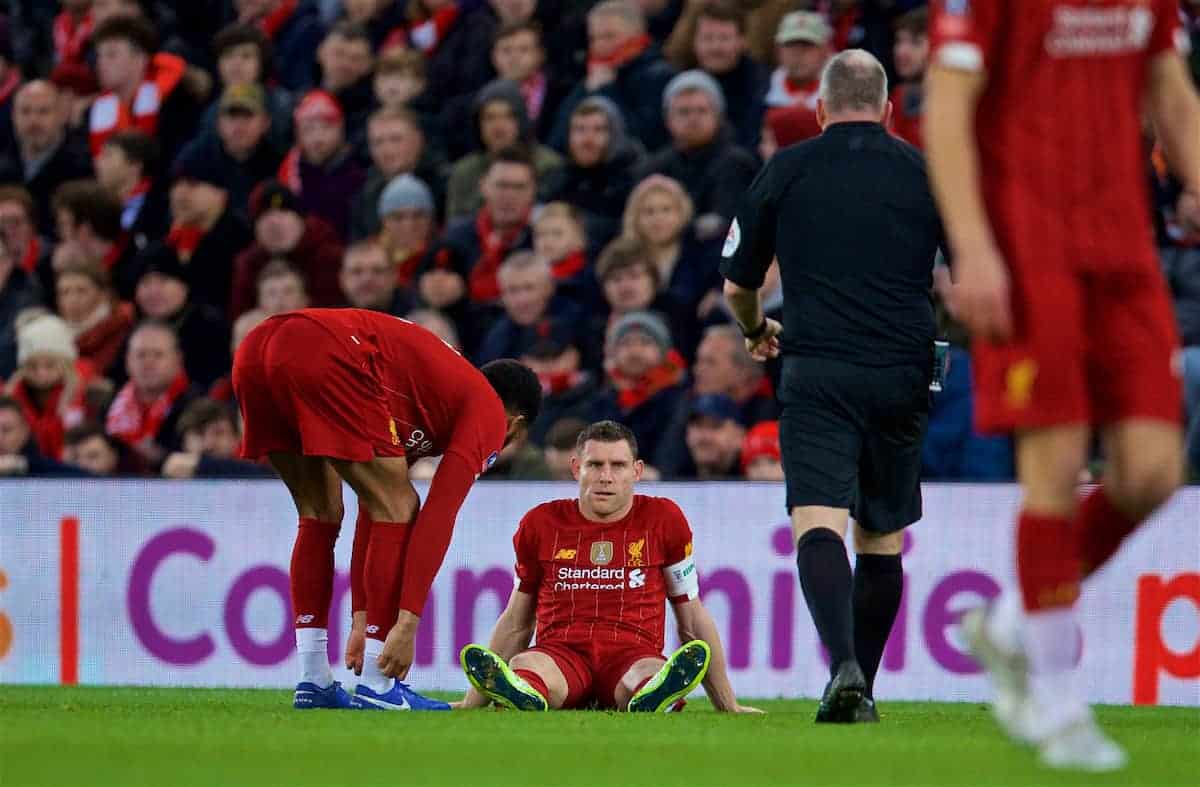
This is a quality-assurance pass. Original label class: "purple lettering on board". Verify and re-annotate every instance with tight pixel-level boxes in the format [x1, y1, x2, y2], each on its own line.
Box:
[701, 570, 752, 669]
[453, 569, 513, 661]
[923, 570, 1000, 674]
[224, 565, 293, 666]
[771, 526, 794, 669]
[416, 592, 435, 667]
[127, 528, 215, 665]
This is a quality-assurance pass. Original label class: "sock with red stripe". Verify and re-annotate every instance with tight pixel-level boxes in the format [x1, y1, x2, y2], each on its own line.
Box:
[514, 668, 550, 703]
[361, 520, 411, 693]
[1076, 486, 1140, 578]
[290, 517, 340, 687]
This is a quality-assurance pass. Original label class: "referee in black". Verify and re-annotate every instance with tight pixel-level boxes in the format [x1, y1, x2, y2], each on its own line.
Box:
[721, 49, 944, 724]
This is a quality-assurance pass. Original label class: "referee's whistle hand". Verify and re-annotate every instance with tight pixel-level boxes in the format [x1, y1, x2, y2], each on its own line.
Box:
[943, 246, 1012, 343]
[746, 319, 783, 361]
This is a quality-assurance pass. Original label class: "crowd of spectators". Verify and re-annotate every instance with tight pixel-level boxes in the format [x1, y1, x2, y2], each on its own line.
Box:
[1, 0, 1197, 481]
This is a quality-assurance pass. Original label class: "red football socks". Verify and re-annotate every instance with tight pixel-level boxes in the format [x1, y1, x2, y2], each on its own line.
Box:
[290, 518, 341, 628]
[1076, 486, 1140, 577]
[365, 520, 412, 641]
[514, 669, 549, 702]
[1016, 508, 1081, 612]
[350, 507, 372, 613]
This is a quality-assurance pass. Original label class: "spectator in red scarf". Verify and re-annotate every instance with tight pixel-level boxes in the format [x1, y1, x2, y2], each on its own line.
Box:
[532, 202, 595, 306]
[94, 130, 169, 249]
[161, 150, 254, 317]
[6, 313, 93, 460]
[549, 0, 677, 152]
[230, 180, 345, 317]
[476, 251, 586, 365]
[278, 89, 368, 241]
[315, 22, 376, 146]
[351, 107, 441, 242]
[888, 7, 926, 150]
[233, 0, 324, 92]
[519, 334, 601, 446]
[89, 15, 204, 166]
[0, 187, 52, 281]
[741, 419, 783, 481]
[0, 394, 89, 477]
[255, 260, 309, 315]
[53, 0, 94, 67]
[104, 319, 201, 464]
[52, 179, 136, 299]
[55, 260, 135, 376]
[0, 82, 95, 240]
[428, 146, 537, 314]
[339, 239, 414, 317]
[377, 173, 437, 291]
[593, 309, 687, 468]
[764, 11, 831, 109]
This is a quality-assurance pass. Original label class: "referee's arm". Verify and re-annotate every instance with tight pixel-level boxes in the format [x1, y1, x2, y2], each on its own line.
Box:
[720, 162, 782, 360]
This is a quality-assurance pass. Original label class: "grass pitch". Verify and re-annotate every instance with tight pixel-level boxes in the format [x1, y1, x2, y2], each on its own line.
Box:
[1, 687, 1196, 787]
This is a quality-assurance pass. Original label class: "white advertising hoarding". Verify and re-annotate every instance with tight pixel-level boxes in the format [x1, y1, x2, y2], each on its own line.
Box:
[0, 481, 1196, 705]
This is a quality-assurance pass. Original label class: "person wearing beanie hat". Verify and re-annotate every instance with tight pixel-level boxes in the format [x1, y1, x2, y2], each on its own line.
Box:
[636, 68, 757, 240]
[444, 79, 564, 221]
[741, 419, 783, 480]
[595, 308, 687, 465]
[279, 88, 366, 240]
[230, 179, 346, 318]
[378, 174, 436, 290]
[7, 313, 90, 461]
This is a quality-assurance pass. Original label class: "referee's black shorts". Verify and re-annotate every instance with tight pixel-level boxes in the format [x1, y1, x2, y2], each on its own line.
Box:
[778, 357, 930, 534]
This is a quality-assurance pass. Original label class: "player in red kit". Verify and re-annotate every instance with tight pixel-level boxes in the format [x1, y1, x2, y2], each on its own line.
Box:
[455, 421, 760, 713]
[925, 0, 1200, 770]
[232, 308, 541, 710]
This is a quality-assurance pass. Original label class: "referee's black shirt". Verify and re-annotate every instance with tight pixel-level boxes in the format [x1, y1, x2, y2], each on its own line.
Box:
[720, 121, 944, 368]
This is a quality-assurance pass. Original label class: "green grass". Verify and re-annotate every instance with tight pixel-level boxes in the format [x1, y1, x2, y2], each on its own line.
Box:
[1, 687, 1196, 787]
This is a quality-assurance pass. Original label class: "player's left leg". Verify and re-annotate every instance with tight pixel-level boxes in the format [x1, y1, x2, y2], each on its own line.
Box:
[267, 451, 352, 710]
[623, 641, 711, 712]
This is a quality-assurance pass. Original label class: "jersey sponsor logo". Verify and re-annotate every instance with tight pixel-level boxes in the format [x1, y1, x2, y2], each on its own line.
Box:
[554, 548, 578, 560]
[558, 566, 625, 580]
[722, 218, 741, 258]
[627, 538, 645, 567]
[1005, 358, 1038, 411]
[590, 540, 614, 565]
[1045, 5, 1153, 58]
[665, 556, 700, 600]
[628, 568, 646, 589]
[554, 565, 627, 592]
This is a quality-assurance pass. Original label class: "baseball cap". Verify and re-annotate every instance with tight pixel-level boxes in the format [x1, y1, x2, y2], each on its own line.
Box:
[220, 83, 267, 115]
[689, 394, 739, 424]
[776, 11, 832, 46]
[741, 420, 781, 472]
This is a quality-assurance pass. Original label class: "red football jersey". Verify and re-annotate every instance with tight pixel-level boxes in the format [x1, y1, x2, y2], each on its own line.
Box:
[930, 0, 1187, 272]
[514, 495, 698, 653]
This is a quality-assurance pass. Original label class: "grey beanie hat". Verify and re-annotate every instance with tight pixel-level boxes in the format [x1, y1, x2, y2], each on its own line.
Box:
[378, 174, 434, 219]
[608, 310, 672, 352]
[662, 69, 726, 115]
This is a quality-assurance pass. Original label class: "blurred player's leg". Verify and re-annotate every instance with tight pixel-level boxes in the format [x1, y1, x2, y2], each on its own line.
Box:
[851, 525, 904, 723]
[460, 645, 551, 711]
[344, 506, 371, 675]
[626, 641, 711, 713]
[792, 508, 865, 722]
[267, 452, 353, 710]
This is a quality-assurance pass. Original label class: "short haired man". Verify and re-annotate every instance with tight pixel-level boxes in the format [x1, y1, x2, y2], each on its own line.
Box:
[689, 1, 766, 150]
[339, 239, 413, 316]
[458, 420, 759, 713]
[765, 11, 831, 109]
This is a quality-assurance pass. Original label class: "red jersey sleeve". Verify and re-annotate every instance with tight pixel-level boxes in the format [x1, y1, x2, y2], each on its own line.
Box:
[930, 0, 1003, 73]
[1149, 0, 1189, 58]
[512, 512, 542, 594]
[658, 499, 698, 604]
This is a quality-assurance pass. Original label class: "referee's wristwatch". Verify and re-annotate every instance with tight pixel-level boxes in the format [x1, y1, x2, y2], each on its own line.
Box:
[742, 318, 769, 341]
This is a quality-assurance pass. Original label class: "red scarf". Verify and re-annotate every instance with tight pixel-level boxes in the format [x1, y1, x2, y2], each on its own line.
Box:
[609, 348, 687, 412]
[784, 77, 819, 101]
[167, 224, 205, 260]
[469, 208, 527, 303]
[551, 250, 586, 281]
[587, 34, 651, 78]
[100, 239, 127, 272]
[537, 369, 589, 396]
[386, 3, 461, 54]
[278, 147, 303, 192]
[392, 243, 428, 288]
[8, 373, 88, 461]
[259, 0, 299, 40]
[20, 237, 41, 274]
[0, 68, 20, 107]
[88, 53, 187, 157]
[53, 11, 94, 66]
[106, 371, 190, 447]
[521, 72, 547, 121]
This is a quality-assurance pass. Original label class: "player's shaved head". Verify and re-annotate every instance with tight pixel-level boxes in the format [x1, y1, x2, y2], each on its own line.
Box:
[818, 49, 887, 116]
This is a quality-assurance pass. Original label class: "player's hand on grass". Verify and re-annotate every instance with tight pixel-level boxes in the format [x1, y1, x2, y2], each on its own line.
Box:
[378, 612, 420, 679]
[745, 318, 783, 362]
[345, 611, 367, 676]
[451, 688, 492, 710]
[943, 244, 1012, 343]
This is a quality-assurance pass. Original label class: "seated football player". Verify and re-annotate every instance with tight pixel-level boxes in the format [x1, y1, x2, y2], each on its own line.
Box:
[456, 420, 761, 713]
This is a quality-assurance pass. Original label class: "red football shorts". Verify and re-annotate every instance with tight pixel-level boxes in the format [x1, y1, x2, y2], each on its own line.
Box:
[233, 314, 407, 462]
[526, 640, 663, 709]
[972, 264, 1183, 434]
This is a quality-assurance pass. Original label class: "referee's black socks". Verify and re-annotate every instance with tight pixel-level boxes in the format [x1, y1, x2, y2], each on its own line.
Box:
[852, 553, 904, 699]
[796, 527, 856, 675]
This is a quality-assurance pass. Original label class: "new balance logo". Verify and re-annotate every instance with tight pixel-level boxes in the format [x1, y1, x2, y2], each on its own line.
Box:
[554, 548, 577, 560]
[296, 614, 315, 624]
[366, 625, 380, 634]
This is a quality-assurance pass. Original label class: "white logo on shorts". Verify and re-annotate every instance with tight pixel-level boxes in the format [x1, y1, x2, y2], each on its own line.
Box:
[366, 625, 380, 634]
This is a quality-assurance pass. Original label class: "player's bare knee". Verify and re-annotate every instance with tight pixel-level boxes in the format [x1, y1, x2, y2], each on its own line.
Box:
[310, 499, 345, 525]
[1108, 456, 1182, 517]
[509, 652, 538, 671]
